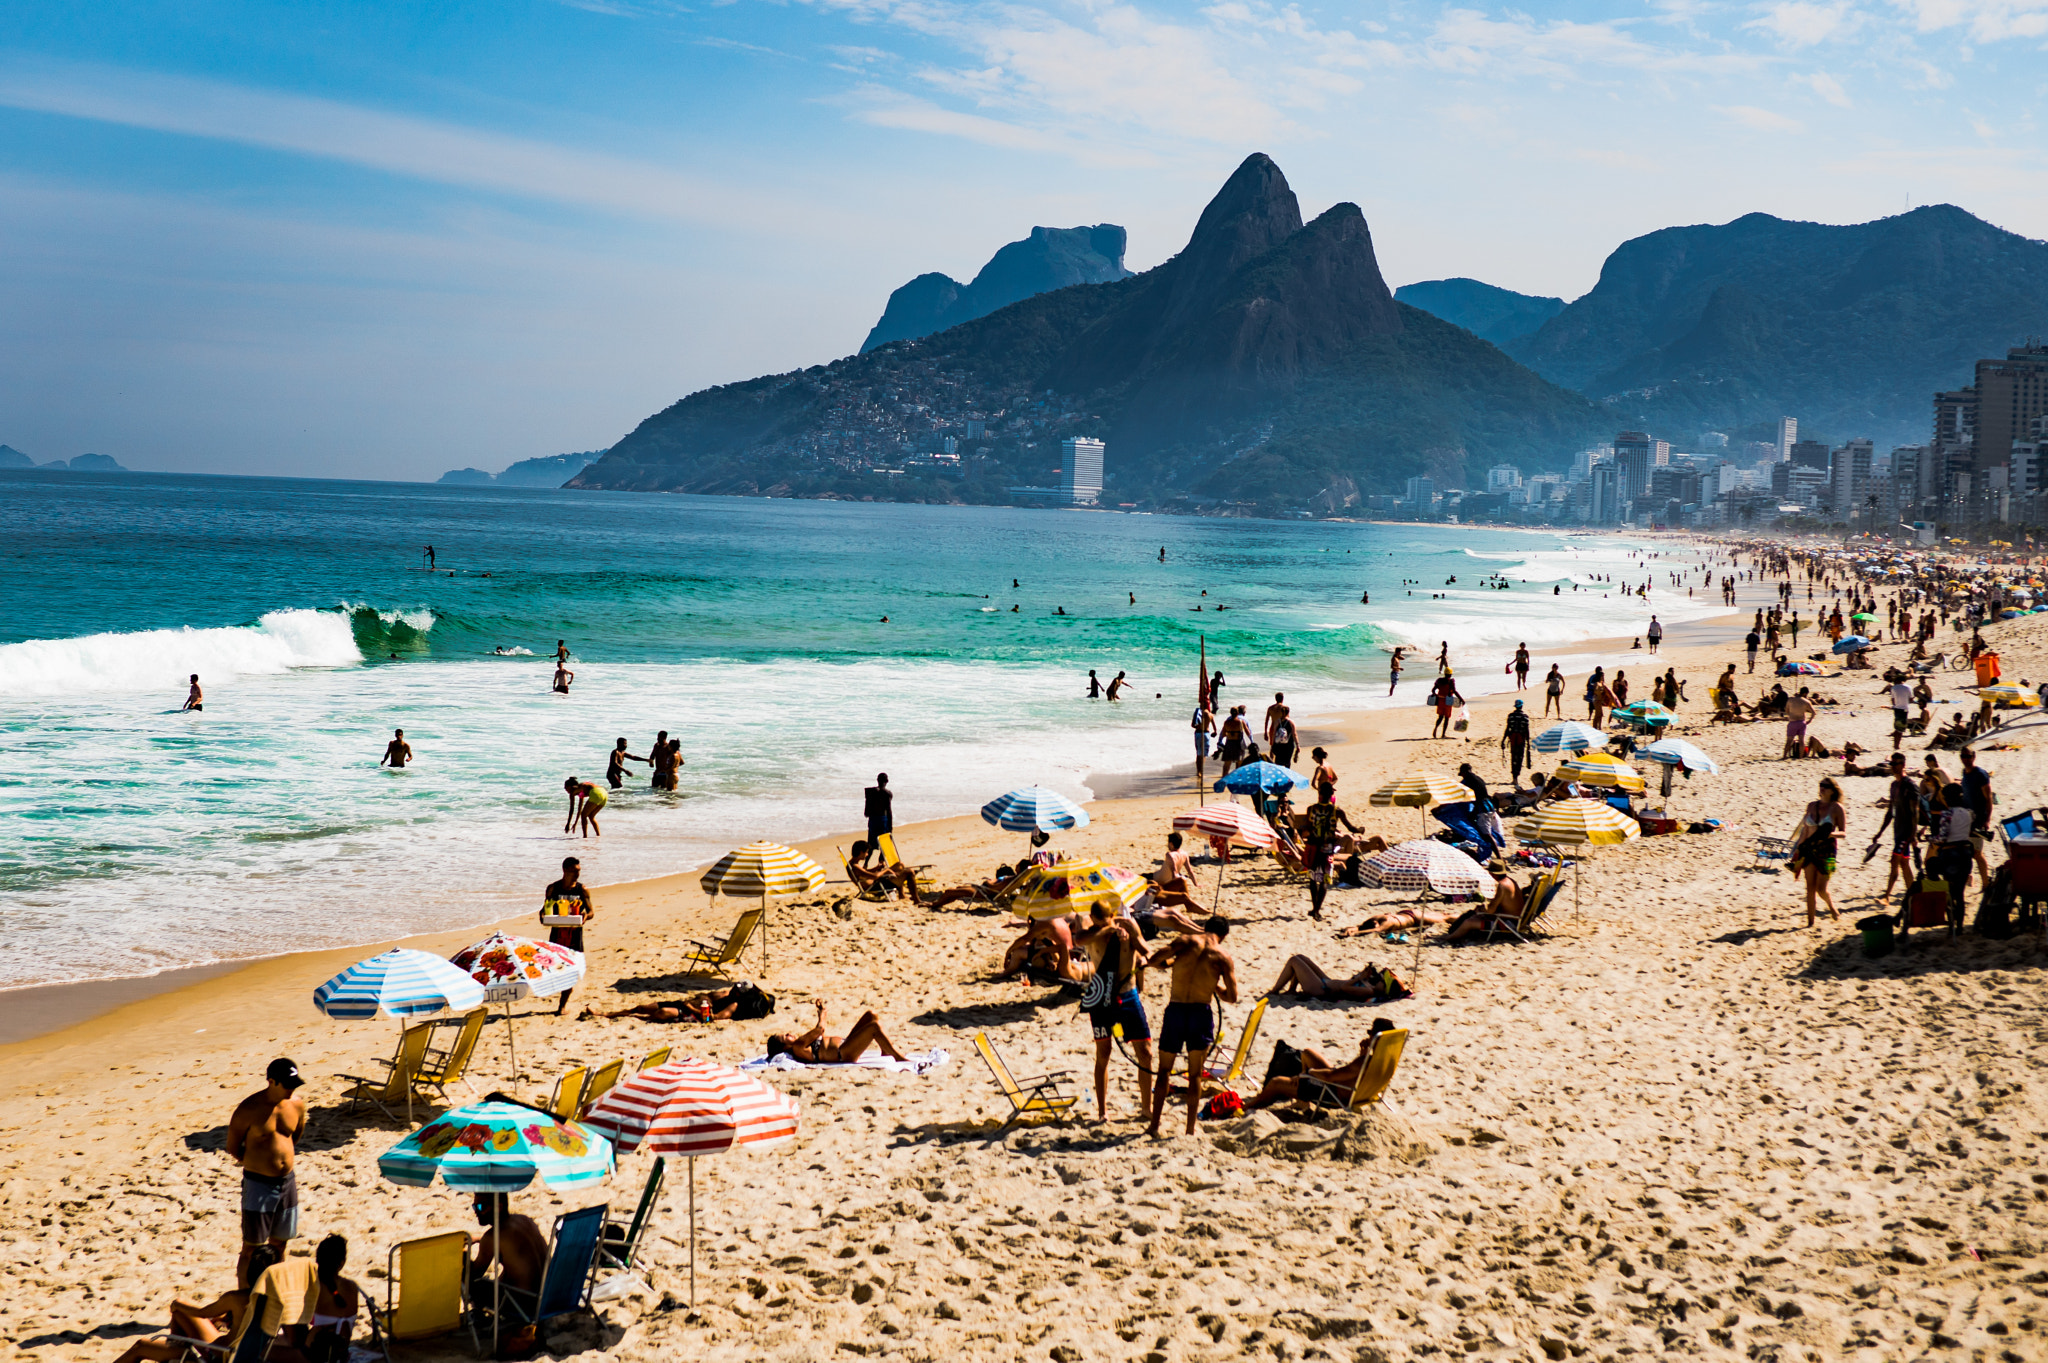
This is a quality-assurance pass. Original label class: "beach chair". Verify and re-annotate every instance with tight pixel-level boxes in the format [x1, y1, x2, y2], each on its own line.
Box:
[413, 1008, 487, 1103]
[638, 1045, 672, 1072]
[974, 1032, 1078, 1129]
[1204, 998, 1269, 1089]
[598, 1156, 666, 1273]
[1483, 869, 1563, 945]
[578, 1058, 625, 1119]
[876, 832, 936, 899]
[1752, 836, 1794, 874]
[505, 1205, 607, 1329]
[367, 1230, 474, 1363]
[679, 907, 763, 980]
[337, 1023, 437, 1122]
[839, 847, 894, 903]
[1345, 1028, 1410, 1110]
[545, 1065, 589, 1123]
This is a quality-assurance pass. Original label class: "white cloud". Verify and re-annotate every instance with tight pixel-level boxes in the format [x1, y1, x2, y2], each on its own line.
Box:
[1746, 1, 1862, 47]
[1886, 0, 2048, 40]
[1796, 70, 1854, 104]
[1715, 103, 1808, 130]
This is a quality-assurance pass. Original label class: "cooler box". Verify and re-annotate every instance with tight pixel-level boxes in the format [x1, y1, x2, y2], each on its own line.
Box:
[2007, 837, 2048, 898]
[1975, 652, 2002, 687]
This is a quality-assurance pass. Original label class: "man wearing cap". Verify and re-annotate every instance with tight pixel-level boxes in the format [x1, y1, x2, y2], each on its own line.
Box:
[228, 1059, 306, 1287]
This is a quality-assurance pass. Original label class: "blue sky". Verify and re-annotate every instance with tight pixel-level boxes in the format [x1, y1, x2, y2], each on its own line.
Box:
[3, 1, 2044, 480]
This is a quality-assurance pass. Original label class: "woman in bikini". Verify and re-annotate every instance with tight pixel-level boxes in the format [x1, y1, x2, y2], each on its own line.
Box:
[1792, 776, 1847, 927]
[767, 1001, 909, 1063]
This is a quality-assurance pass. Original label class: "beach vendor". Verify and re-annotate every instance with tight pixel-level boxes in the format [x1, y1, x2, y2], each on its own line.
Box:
[542, 856, 592, 1017]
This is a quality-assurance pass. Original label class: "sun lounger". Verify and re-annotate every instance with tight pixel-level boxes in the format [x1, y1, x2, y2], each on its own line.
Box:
[974, 1032, 1078, 1129]
[336, 1024, 436, 1122]
[545, 1065, 588, 1123]
[1752, 835, 1794, 873]
[504, 1205, 608, 1328]
[577, 1058, 625, 1119]
[1204, 998, 1269, 1089]
[1345, 1027, 1409, 1110]
[1484, 869, 1563, 945]
[838, 848, 895, 903]
[598, 1157, 665, 1273]
[367, 1231, 475, 1363]
[638, 1046, 672, 1072]
[679, 907, 763, 980]
[413, 1008, 486, 1103]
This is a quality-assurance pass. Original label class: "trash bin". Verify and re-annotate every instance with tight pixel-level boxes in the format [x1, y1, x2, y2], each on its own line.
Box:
[1975, 651, 2002, 687]
[1858, 914, 1895, 958]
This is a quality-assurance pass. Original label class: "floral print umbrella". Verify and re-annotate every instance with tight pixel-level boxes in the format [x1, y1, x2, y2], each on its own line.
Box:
[451, 933, 585, 1003]
[377, 1100, 613, 1193]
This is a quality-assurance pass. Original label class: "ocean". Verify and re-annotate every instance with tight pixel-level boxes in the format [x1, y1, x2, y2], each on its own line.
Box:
[0, 471, 1719, 992]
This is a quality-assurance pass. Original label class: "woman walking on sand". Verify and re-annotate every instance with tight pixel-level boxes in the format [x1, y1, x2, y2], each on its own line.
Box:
[1542, 664, 1564, 717]
[1793, 777, 1847, 928]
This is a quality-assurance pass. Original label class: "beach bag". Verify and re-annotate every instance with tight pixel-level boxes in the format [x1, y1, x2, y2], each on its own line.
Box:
[1264, 1040, 1305, 1085]
[1199, 1091, 1243, 1121]
[1453, 706, 1471, 732]
[728, 982, 776, 1020]
[1975, 866, 2016, 940]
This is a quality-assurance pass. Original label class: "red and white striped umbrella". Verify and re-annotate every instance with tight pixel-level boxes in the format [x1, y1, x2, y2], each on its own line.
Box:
[1171, 804, 1278, 850]
[581, 1056, 801, 1156]
[1359, 839, 1494, 895]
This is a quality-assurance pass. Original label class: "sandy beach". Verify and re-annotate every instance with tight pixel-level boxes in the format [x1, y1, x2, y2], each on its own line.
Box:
[6, 575, 2047, 1363]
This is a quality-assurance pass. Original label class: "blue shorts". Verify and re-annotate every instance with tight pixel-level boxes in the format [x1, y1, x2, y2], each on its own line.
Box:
[1089, 990, 1149, 1041]
[1158, 1001, 1215, 1054]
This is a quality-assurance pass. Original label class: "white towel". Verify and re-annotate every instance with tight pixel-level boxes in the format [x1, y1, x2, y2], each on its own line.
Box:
[739, 1047, 950, 1076]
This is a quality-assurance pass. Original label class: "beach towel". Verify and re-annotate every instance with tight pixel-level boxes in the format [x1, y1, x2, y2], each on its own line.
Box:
[740, 1048, 950, 1076]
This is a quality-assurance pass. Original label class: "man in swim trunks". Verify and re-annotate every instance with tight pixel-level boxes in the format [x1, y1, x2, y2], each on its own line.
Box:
[184, 674, 204, 711]
[1146, 917, 1239, 1137]
[768, 1001, 909, 1062]
[1075, 902, 1155, 1120]
[1190, 700, 1216, 779]
[1106, 671, 1128, 702]
[380, 729, 412, 768]
[864, 773, 893, 844]
[1216, 707, 1247, 770]
[563, 777, 605, 837]
[551, 661, 573, 693]
[1782, 689, 1815, 760]
[605, 738, 645, 789]
[228, 1058, 305, 1288]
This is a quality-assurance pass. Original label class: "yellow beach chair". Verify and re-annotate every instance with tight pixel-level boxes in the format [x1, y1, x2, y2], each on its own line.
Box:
[414, 1008, 487, 1102]
[1346, 1028, 1409, 1110]
[368, 1231, 475, 1362]
[638, 1046, 672, 1072]
[546, 1065, 589, 1123]
[578, 1058, 625, 1119]
[974, 1032, 1077, 1129]
[679, 907, 763, 980]
[1204, 997, 1269, 1089]
[337, 1024, 436, 1122]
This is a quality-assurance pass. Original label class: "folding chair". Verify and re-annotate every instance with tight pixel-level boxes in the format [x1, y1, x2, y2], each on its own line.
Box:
[1345, 1028, 1410, 1110]
[638, 1046, 672, 1072]
[337, 1024, 437, 1122]
[414, 1008, 487, 1103]
[545, 1065, 588, 1123]
[1482, 868, 1563, 944]
[598, 1156, 666, 1272]
[1752, 836, 1794, 873]
[1203, 998, 1269, 1089]
[974, 1032, 1077, 1129]
[578, 1058, 625, 1119]
[679, 908, 763, 980]
[367, 1230, 474, 1363]
[506, 1205, 607, 1330]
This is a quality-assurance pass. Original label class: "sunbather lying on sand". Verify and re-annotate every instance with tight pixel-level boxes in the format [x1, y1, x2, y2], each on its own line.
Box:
[767, 1001, 907, 1063]
[110, 1248, 278, 1363]
[1266, 955, 1410, 1003]
[924, 862, 1034, 909]
[581, 981, 775, 1023]
[1334, 906, 1452, 938]
[1244, 1020, 1398, 1111]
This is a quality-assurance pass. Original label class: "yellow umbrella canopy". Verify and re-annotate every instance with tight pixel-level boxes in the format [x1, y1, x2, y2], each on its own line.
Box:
[1007, 859, 1147, 921]
[1554, 752, 1647, 792]
[1514, 798, 1641, 846]
[1368, 772, 1469, 808]
[1980, 683, 2039, 708]
[698, 841, 826, 897]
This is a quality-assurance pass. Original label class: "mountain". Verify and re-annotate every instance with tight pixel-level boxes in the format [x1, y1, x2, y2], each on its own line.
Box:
[1396, 279, 1564, 348]
[67, 453, 126, 471]
[1506, 205, 2048, 445]
[436, 451, 603, 487]
[14, 451, 130, 471]
[861, 225, 1131, 352]
[0, 445, 33, 468]
[574, 154, 1607, 512]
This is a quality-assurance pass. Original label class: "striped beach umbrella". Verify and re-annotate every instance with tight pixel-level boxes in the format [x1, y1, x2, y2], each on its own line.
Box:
[1981, 683, 2039, 708]
[1368, 771, 1468, 807]
[1514, 798, 1639, 846]
[1213, 762, 1306, 795]
[1007, 859, 1149, 920]
[1611, 700, 1675, 729]
[980, 786, 1091, 833]
[582, 1057, 801, 1306]
[1171, 804, 1278, 850]
[1359, 839, 1493, 895]
[1640, 737, 1719, 775]
[1555, 752, 1646, 792]
[1533, 721, 1606, 754]
[377, 1100, 613, 1191]
[699, 841, 825, 977]
[313, 948, 486, 1020]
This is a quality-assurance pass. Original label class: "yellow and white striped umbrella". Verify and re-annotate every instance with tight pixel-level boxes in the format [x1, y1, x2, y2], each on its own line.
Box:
[699, 841, 827, 898]
[1981, 683, 2040, 708]
[1514, 798, 1640, 846]
[1007, 859, 1148, 921]
[1554, 752, 1647, 792]
[1368, 771, 1469, 808]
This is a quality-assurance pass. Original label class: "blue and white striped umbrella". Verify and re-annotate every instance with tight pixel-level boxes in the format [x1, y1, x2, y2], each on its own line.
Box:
[1214, 762, 1308, 795]
[313, 948, 487, 1020]
[1640, 738, 1720, 774]
[1533, 721, 1607, 754]
[980, 786, 1091, 833]
[378, 1100, 613, 1192]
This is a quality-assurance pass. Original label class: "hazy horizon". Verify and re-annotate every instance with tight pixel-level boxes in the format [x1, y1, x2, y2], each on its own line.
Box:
[5, 1, 2045, 482]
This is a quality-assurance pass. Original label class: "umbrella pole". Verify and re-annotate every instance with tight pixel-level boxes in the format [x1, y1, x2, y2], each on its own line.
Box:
[505, 1000, 518, 1080]
[402, 1019, 414, 1130]
[689, 1157, 698, 1311]
[761, 891, 769, 977]
[492, 1192, 504, 1355]
[1660, 764, 1674, 801]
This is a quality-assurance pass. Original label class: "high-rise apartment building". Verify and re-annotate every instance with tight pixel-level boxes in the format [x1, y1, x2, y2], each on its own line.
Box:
[1614, 431, 1653, 501]
[1589, 464, 1620, 524]
[1829, 439, 1873, 520]
[1487, 464, 1522, 491]
[1060, 437, 1104, 504]
[1969, 343, 2048, 473]
[1777, 417, 1798, 462]
[1788, 439, 1831, 470]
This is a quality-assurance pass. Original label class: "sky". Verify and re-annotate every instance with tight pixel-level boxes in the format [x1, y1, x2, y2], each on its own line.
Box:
[2, 1, 2045, 481]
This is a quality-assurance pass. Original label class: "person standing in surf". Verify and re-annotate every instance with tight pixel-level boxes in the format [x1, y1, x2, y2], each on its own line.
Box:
[563, 777, 605, 837]
[380, 729, 413, 768]
[1387, 648, 1405, 697]
[183, 674, 204, 712]
[605, 739, 645, 789]
[552, 660, 574, 694]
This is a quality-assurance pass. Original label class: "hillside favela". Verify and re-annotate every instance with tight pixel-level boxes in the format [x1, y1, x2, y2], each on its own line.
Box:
[4, 6, 2048, 1363]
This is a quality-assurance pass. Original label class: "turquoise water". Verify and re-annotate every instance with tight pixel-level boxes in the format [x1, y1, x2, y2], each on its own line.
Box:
[0, 472, 1710, 989]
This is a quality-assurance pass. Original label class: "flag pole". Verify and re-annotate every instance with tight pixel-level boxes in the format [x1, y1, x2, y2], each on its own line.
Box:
[1198, 635, 1208, 807]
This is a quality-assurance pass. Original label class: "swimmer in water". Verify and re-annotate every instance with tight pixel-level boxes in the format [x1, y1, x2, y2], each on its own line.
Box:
[552, 661, 574, 694]
[183, 674, 203, 712]
[554, 640, 571, 664]
[380, 729, 413, 768]
[605, 738, 645, 789]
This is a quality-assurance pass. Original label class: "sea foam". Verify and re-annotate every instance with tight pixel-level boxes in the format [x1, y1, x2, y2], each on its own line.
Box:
[0, 609, 362, 696]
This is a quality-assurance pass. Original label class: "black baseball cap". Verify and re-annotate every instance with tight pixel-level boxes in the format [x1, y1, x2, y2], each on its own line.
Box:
[267, 1058, 304, 1090]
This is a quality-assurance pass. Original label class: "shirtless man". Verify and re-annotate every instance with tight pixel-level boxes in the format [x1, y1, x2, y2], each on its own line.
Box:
[1146, 918, 1239, 1137]
[1216, 707, 1248, 770]
[1782, 689, 1816, 760]
[647, 730, 673, 789]
[1293, 791, 1365, 919]
[380, 729, 413, 767]
[1263, 693, 1290, 747]
[228, 1059, 306, 1288]
[551, 660, 574, 694]
[604, 738, 645, 789]
[1105, 670, 1128, 702]
[1142, 832, 1207, 924]
[1074, 902, 1155, 1120]
[183, 674, 204, 712]
[470, 1194, 548, 1318]
[768, 1001, 908, 1063]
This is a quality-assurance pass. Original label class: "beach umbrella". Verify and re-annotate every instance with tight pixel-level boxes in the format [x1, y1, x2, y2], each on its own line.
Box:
[1513, 798, 1639, 919]
[1639, 737, 1719, 800]
[1780, 660, 1827, 676]
[1172, 803, 1279, 910]
[1006, 859, 1148, 920]
[379, 1099, 613, 1347]
[1980, 683, 2039, 708]
[1213, 762, 1306, 795]
[980, 786, 1091, 833]
[450, 933, 586, 1078]
[314, 949, 488, 1126]
[699, 841, 826, 977]
[583, 1057, 800, 1308]
[1359, 839, 1492, 896]
[1555, 752, 1646, 792]
[1533, 721, 1606, 754]
[1850, 611, 1877, 623]
[1369, 770, 1470, 834]
[1832, 635, 1872, 655]
[1611, 700, 1675, 730]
